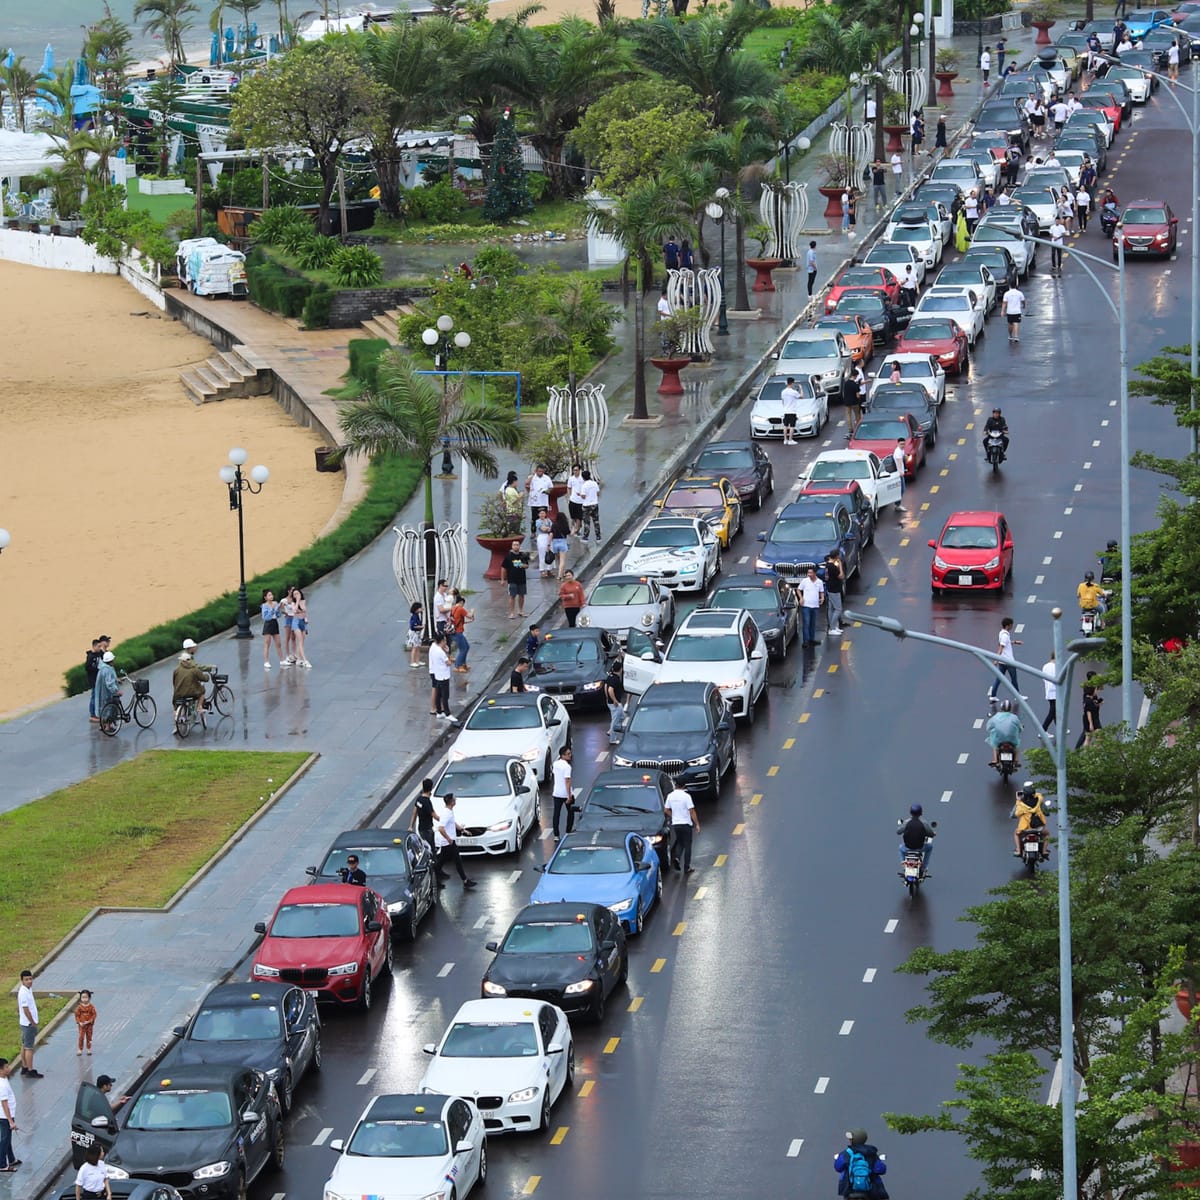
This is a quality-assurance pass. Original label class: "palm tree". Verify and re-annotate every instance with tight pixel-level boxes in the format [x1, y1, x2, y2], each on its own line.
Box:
[0, 58, 39, 129]
[337, 352, 525, 530]
[134, 0, 200, 67]
[589, 179, 693, 422]
[661, 154, 719, 267]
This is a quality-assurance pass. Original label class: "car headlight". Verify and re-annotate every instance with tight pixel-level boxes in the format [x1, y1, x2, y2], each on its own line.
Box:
[613, 755, 633, 767]
[754, 558, 772, 570]
[564, 979, 595, 995]
[521, 747, 541, 762]
[717, 679, 747, 691]
[193, 1162, 232, 1180]
[687, 754, 713, 766]
[1155, 232, 1168, 242]
[641, 612, 654, 627]
[983, 556, 1001, 570]
[577, 614, 590, 626]
[328, 960, 359, 976]
[581, 680, 603, 692]
[647, 834, 664, 844]
[418, 1193, 444, 1200]
[252, 963, 280, 978]
[608, 898, 635, 914]
[387, 896, 411, 914]
[933, 555, 950, 570]
[482, 980, 507, 996]
[679, 563, 699, 574]
[105, 1166, 130, 1180]
[488, 819, 513, 832]
[508, 1086, 541, 1104]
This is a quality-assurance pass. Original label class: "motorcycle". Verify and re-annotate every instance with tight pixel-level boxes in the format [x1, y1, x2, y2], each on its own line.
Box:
[1014, 801, 1053, 873]
[897, 819, 937, 898]
[994, 741, 1018, 781]
[1080, 607, 1103, 635]
[1099, 205, 1120, 237]
[984, 430, 1006, 471]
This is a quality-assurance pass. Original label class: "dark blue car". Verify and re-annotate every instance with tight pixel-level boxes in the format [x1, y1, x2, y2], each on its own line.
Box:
[755, 497, 862, 583]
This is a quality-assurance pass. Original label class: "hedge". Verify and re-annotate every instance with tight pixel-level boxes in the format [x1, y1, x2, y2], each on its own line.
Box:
[347, 337, 389, 392]
[247, 260, 316, 319]
[301, 284, 333, 330]
[63, 454, 424, 695]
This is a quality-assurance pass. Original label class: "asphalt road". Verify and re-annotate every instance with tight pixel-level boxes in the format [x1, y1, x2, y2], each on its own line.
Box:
[248, 90, 1192, 1200]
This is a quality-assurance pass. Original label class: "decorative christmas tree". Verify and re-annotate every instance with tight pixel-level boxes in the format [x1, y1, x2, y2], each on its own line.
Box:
[483, 108, 535, 223]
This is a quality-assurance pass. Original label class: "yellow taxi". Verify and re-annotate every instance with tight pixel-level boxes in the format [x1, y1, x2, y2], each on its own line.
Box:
[655, 475, 744, 548]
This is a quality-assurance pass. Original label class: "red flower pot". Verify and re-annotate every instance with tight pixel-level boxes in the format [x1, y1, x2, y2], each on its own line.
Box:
[1032, 19, 1056, 45]
[817, 184, 848, 218]
[935, 70, 958, 98]
[649, 356, 690, 396]
[882, 124, 908, 154]
[476, 534, 523, 582]
[746, 256, 784, 292]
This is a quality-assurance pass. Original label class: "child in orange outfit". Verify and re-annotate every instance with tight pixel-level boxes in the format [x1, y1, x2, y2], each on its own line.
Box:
[75, 990, 97, 1055]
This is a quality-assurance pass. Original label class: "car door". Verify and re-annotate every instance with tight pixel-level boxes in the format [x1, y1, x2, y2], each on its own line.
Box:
[653, 581, 675, 635]
[855, 490, 877, 547]
[753, 444, 773, 495]
[622, 628, 663, 696]
[535, 1005, 563, 1096]
[405, 831, 435, 915]
[361, 890, 384, 975]
[998, 516, 1015, 575]
[872, 453, 905, 509]
[836, 507, 860, 579]
[508, 760, 537, 836]
[71, 1082, 118, 1166]
[710, 689, 734, 771]
[595, 909, 623, 993]
[446, 1099, 480, 1186]
[282, 986, 314, 1075]
[743, 616, 768, 701]
[539, 694, 569, 756]
[721, 479, 743, 534]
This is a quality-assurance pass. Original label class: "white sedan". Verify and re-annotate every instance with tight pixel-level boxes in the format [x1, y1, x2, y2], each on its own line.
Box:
[862, 242, 927, 287]
[420, 999, 574, 1135]
[912, 286, 986, 345]
[1009, 185, 1060, 232]
[798, 450, 905, 515]
[621, 516, 721, 593]
[323, 1093, 486, 1200]
[882, 219, 944, 269]
[865, 352, 947, 405]
[750, 373, 828, 439]
[432, 755, 539, 855]
[448, 693, 570, 785]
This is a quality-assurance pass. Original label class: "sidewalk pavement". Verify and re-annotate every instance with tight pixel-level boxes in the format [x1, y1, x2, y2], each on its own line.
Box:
[0, 28, 1008, 1199]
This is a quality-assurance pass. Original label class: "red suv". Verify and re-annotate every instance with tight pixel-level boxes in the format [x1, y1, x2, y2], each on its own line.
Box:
[251, 883, 393, 1009]
[929, 510, 1014, 592]
[1114, 200, 1179, 260]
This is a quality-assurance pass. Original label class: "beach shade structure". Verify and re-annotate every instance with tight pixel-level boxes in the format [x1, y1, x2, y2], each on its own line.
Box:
[40, 43, 53, 78]
[210, 32, 219, 66]
[70, 83, 102, 124]
[3, 49, 13, 69]
[268, 34, 279, 55]
[223, 27, 234, 61]
[74, 57, 88, 85]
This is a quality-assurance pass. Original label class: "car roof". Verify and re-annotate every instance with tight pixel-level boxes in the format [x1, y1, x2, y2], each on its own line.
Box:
[329, 828, 414, 850]
[279, 882, 366, 905]
[508, 901, 607, 925]
[474, 690, 541, 708]
[194, 983, 292, 1008]
[140, 1065, 244, 1090]
[943, 509, 1004, 525]
[781, 495, 851, 515]
[640, 680, 716, 703]
[591, 572, 658, 587]
[440, 753, 517, 770]
[697, 439, 756, 453]
[588, 766, 672, 788]
[813, 448, 878, 462]
[644, 516, 702, 528]
[801, 479, 869, 496]
[541, 628, 607, 644]
[365, 1094, 451, 1121]
[676, 608, 745, 633]
[450, 997, 552, 1022]
[557, 828, 633, 850]
[712, 572, 785, 591]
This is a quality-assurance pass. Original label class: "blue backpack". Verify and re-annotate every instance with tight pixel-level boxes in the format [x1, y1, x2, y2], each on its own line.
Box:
[845, 1146, 873, 1195]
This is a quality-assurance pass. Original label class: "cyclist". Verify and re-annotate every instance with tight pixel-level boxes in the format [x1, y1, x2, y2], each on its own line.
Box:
[172, 650, 212, 733]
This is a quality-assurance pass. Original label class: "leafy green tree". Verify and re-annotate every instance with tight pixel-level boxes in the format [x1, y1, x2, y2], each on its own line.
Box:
[482, 109, 534, 222]
[660, 154, 720, 268]
[82, 6, 135, 130]
[231, 41, 388, 234]
[134, 0, 200, 67]
[1130, 347, 1200, 493]
[0, 57, 39, 129]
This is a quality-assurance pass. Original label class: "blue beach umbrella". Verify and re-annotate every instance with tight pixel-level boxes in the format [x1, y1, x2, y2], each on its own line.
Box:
[40, 43, 54, 77]
[223, 26, 234, 61]
[74, 57, 88, 85]
[210, 32, 219, 66]
[3, 49, 13, 69]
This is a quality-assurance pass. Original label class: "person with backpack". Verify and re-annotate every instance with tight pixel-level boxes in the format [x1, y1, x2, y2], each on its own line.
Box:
[835, 1128, 889, 1198]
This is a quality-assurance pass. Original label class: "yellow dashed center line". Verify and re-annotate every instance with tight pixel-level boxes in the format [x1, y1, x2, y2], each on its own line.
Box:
[783, 737, 795, 749]
[627, 996, 643, 1013]
[899, 537, 910, 547]
[551, 1127, 568, 1146]
[578, 1079, 595, 1097]
[889, 557, 899, 566]
[733, 823, 745, 835]
[841, 639, 852, 650]
[767, 765, 779, 776]
[920, 502, 930, 511]
[694, 886, 708, 899]
[798, 712, 810, 723]
[965, 422, 975, 430]
[603, 1037, 620, 1054]
[651, 957, 666, 973]
[928, 485, 939, 493]
[672, 922, 687, 936]
[812, 687, 824, 698]
[523, 1178, 541, 1195]
[827, 663, 838, 673]
[877, 576, 888, 586]
[750, 793, 762, 805]
[948, 452, 958, 461]
[715, 853, 728, 866]
[939, 468, 949, 477]
[866, 596, 877, 605]
[956, 437, 966, 445]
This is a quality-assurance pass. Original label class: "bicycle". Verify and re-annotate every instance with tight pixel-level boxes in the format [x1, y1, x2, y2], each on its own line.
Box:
[98, 675, 157, 736]
[174, 671, 233, 738]
[207, 670, 234, 715]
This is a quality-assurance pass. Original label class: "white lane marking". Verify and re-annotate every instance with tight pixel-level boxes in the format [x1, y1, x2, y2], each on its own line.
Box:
[839, 1020, 855, 1036]
[271, 1193, 285, 1200]
[1027, 594, 1037, 604]
[774, 505, 785, 515]
[313, 1128, 333, 1146]
[1054, 530, 1063, 539]
[1101, 419, 1110, 426]
[1015, 623, 1025, 633]
[973, 718, 984, 729]
[356, 1068, 376, 1086]
[381, 807, 403, 829]
[814, 1076, 830, 1094]
[957, 752, 969, 764]
[1074, 484, 1083, 492]
[1035, 575, 1045, 584]
[863, 968, 877, 983]
[541, 829, 555, 841]
[940, 789, 953, 803]
[1092, 440, 1101, 447]
[885, 918, 899, 933]
[738, 555, 749, 564]
[1083, 461, 1092, 470]
[695, 886, 708, 899]
[594, 750, 609, 763]
[1043, 556, 1053, 565]
[1064, 506, 1074, 515]
[1109, 399, 1117, 407]
[474, 914, 490, 929]
[508, 870, 522, 884]
[437, 962, 455, 978]
[787, 1139, 805, 1158]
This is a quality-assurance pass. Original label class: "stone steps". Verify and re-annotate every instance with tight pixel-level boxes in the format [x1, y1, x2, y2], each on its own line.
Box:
[180, 344, 274, 405]
[357, 306, 413, 345]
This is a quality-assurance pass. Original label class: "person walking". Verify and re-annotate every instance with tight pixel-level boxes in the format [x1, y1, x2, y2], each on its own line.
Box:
[604, 660, 626, 745]
[890, 150, 904, 195]
[841, 189, 852, 234]
[261, 590, 282, 669]
[428, 633, 457, 723]
[0, 1058, 17, 1172]
[1049, 215, 1067, 276]
[551, 746, 575, 840]
[996, 37, 1007, 75]
[551, 511, 572, 581]
[1002, 283, 1026, 341]
[935, 114, 948, 152]
[559, 570, 585, 627]
[501, 540, 530, 619]
[410, 777, 440, 865]
[805, 240, 818, 296]
[75, 990, 96, 1056]
[1076, 671, 1104, 748]
[797, 566, 825, 647]
[432, 578, 453, 637]
[898, 263, 918, 309]
[535, 508, 554, 578]
[662, 235, 680, 273]
[824, 552, 845, 636]
[910, 110, 924, 157]
[980, 45, 992, 85]
[1076, 184, 1092, 231]
[406, 602, 424, 668]
[679, 239, 694, 271]
[434, 794, 476, 889]
[666, 781, 700, 874]
[1042, 651, 1058, 732]
[449, 590, 472, 672]
[85, 638, 104, 722]
[16, 971, 40, 1078]
[871, 161, 887, 210]
[526, 465, 552, 536]
[843, 369, 863, 435]
[566, 464, 585, 536]
[988, 617, 1022, 700]
[290, 587, 311, 668]
[579, 470, 601, 542]
[1169, 37, 1181, 81]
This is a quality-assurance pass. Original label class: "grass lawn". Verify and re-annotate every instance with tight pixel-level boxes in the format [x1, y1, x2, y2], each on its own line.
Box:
[0, 750, 310, 1059]
[126, 177, 195, 224]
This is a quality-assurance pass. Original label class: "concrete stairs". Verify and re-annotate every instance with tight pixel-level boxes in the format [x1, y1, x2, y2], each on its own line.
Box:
[180, 344, 274, 405]
[358, 307, 412, 344]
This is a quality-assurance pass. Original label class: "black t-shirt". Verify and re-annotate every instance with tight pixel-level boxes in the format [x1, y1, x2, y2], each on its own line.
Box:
[503, 552, 529, 586]
[414, 794, 435, 832]
[824, 559, 843, 594]
[901, 817, 932, 850]
[340, 867, 367, 886]
[85, 649, 102, 686]
[510, 669, 528, 692]
[604, 671, 624, 703]
[843, 376, 861, 405]
[985, 416, 1007, 434]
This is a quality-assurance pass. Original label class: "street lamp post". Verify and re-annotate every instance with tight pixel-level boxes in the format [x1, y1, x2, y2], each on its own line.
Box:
[421, 314, 471, 476]
[218, 448, 269, 639]
[705, 187, 731, 337]
[845, 605, 1104, 1200]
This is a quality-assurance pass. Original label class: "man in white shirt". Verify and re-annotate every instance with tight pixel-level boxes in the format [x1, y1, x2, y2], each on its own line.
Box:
[797, 566, 825, 647]
[1168, 38, 1181, 80]
[1042, 651, 1058, 732]
[988, 617, 1022, 701]
[1048, 217, 1067, 276]
[0, 1057, 17, 1168]
[434, 794, 476, 889]
[892, 438, 908, 507]
[665, 783, 700, 874]
[1002, 284, 1026, 341]
[980, 46, 992, 84]
[428, 634, 458, 724]
[890, 151, 904, 195]
[1050, 98, 1068, 131]
[526, 465, 552, 535]
[566, 464, 586, 536]
[579, 470, 601, 542]
[899, 263, 918, 307]
[432, 579, 453, 636]
[551, 746, 574, 840]
[780, 377, 802, 445]
[16, 971, 40, 1078]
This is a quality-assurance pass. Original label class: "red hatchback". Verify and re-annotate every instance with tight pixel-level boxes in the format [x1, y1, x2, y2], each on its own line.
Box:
[929, 510, 1014, 592]
[825, 266, 901, 313]
[1114, 199, 1179, 260]
[848, 413, 925, 478]
[251, 883, 393, 1009]
[894, 317, 970, 375]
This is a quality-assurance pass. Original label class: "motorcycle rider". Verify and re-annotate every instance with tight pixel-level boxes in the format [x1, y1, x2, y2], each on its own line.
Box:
[1098, 539, 1120, 582]
[1013, 781, 1049, 859]
[898, 803, 936, 876]
[982, 406, 1009, 461]
[835, 1128, 889, 1198]
[1077, 570, 1107, 619]
[986, 698, 1023, 769]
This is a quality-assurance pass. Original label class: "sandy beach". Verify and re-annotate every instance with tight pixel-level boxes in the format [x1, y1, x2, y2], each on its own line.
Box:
[0, 263, 343, 715]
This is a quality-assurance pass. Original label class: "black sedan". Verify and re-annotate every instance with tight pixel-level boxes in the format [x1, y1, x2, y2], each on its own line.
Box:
[306, 828, 437, 942]
[704, 573, 799, 660]
[71, 1066, 283, 1200]
[831, 289, 912, 345]
[961, 245, 1018, 292]
[573, 767, 674, 867]
[482, 901, 627, 1021]
[690, 439, 775, 510]
[531, 627, 621, 709]
[166, 983, 319, 1115]
[864, 383, 939, 448]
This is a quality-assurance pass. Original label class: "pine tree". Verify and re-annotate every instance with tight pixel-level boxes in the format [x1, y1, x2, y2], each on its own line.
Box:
[483, 109, 534, 223]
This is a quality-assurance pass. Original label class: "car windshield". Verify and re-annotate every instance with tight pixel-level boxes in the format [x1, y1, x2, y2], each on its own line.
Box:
[866, 247, 911, 262]
[634, 526, 699, 549]
[584, 782, 662, 814]
[941, 523, 999, 549]
[889, 226, 930, 242]
[695, 447, 754, 471]
[919, 296, 967, 312]
[536, 638, 602, 665]
[437, 765, 511, 797]
[320, 845, 410, 877]
[973, 225, 1020, 244]
[465, 702, 540, 731]
[932, 166, 973, 181]
[782, 339, 839, 358]
[1124, 207, 1167, 224]
[440, 1021, 540, 1058]
[347, 1118, 447, 1159]
[589, 582, 653, 606]
[871, 387, 928, 411]
[190, 1004, 283, 1042]
[810, 459, 870, 482]
[626, 703, 709, 734]
[270, 902, 360, 938]
[905, 319, 960, 339]
[881, 361, 933, 379]
[666, 633, 743, 662]
[126, 1089, 233, 1131]
[756, 379, 815, 402]
[836, 297, 882, 314]
[854, 419, 908, 441]
[709, 586, 778, 612]
[500, 921, 595, 954]
[1013, 189, 1052, 205]
[771, 516, 838, 541]
[548, 845, 632, 875]
[815, 318, 860, 335]
[664, 487, 723, 509]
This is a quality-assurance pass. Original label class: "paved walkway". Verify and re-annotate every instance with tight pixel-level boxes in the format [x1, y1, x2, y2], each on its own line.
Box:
[0, 30, 1002, 1198]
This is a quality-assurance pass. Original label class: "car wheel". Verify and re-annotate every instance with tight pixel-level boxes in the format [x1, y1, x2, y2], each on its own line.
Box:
[478, 1142, 487, 1185]
[634, 898, 645, 935]
[236, 1171, 248, 1200]
[538, 1089, 552, 1132]
[655, 868, 663, 903]
[270, 1120, 285, 1171]
[728, 737, 739, 776]
[312, 1030, 322, 1071]
[743, 695, 755, 725]
[358, 965, 372, 1012]
[767, 470, 775, 496]
[405, 907, 419, 942]
[617, 951, 629, 986]
[542, 749, 552, 783]
[513, 818, 524, 854]
[279, 1070, 293, 1115]
[385, 937, 395, 975]
[592, 986, 606, 1023]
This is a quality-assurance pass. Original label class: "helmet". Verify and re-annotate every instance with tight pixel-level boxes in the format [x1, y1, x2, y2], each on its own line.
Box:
[909, 803, 923, 816]
[1085, 571, 1095, 583]
[182, 638, 197, 650]
[992, 406, 1002, 413]
[999, 699, 1013, 712]
[848, 1129, 869, 1145]
[1107, 540, 1118, 552]
[1022, 780, 1035, 793]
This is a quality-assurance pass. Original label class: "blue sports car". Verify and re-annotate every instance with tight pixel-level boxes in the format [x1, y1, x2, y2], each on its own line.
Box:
[530, 830, 662, 936]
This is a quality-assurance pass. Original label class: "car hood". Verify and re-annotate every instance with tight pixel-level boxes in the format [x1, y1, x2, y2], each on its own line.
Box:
[531, 659, 605, 687]
[312, 870, 411, 909]
[578, 602, 655, 631]
[760, 536, 838, 563]
[452, 729, 544, 760]
[421, 1056, 546, 1100]
[110, 1128, 233, 1174]
[257, 933, 364, 970]
[622, 545, 703, 569]
[327, 1153, 450, 1200]
[531, 871, 638, 908]
[169, 1040, 280, 1074]
[487, 952, 600, 991]
[654, 659, 745, 687]
[712, 468, 758, 493]
[778, 353, 842, 373]
[934, 543, 997, 564]
[440, 794, 517, 826]
[754, 394, 822, 417]
[575, 809, 663, 838]
[899, 334, 957, 351]
[615, 729, 714, 762]
[660, 505, 724, 526]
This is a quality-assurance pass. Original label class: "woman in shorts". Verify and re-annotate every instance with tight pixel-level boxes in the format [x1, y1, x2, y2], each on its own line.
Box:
[291, 587, 311, 668]
[261, 589, 281, 669]
[406, 601, 424, 668]
[279, 586, 296, 665]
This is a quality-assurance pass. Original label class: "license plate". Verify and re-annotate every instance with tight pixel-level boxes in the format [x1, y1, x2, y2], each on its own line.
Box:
[905, 864, 920, 878]
[306, 988, 320, 997]
[958, 574, 974, 586]
[1000, 752, 1014, 762]
[1025, 841, 1041, 853]
[481, 1109, 496, 1118]
[559, 694, 575, 704]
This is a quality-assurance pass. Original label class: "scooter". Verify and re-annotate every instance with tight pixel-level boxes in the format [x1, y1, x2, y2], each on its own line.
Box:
[1019, 824, 1047, 872]
[994, 741, 1018, 781]
[984, 431, 1006, 471]
[1099, 205, 1120, 237]
[1080, 607, 1104, 635]
[897, 819, 937, 898]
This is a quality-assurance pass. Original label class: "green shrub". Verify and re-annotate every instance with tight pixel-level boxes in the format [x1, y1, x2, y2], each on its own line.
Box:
[301, 284, 333, 329]
[64, 454, 424, 696]
[526, 173, 549, 202]
[330, 244, 384, 287]
[404, 180, 468, 224]
[783, 71, 849, 128]
[347, 337, 389, 390]
[474, 246, 524, 279]
[247, 260, 314, 317]
[250, 205, 313, 246]
[296, 234, 340, 270]
[280, 220, 317, 255]
[400, 223, 506, 242]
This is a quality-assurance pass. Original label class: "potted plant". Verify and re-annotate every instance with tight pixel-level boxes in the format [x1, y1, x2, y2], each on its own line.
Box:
[816, 153, 857, 218]
[1027, 0, 1062, 45]
[475, 492, 525, 581]
[881, 89, 910, 155]
[650, 307, 700, 395]
[745, 222, 783, 292]
[935, 48, 960, 97]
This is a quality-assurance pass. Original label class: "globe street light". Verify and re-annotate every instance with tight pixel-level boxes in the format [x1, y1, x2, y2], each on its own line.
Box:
[219, 447, 269, 639]
[705, 187, 731, 337]
[422, 314, 471, 475]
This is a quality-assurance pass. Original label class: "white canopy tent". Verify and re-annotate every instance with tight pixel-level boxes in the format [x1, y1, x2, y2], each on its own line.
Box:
[0, 130, 71, 178]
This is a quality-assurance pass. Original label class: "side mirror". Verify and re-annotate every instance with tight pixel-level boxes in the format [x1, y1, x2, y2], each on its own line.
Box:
[757, 531, 767, 542]
[422, 1043, 436, 1055]
[928, 539, 937, 548]
[485, 941, 499, 953]
[305, 865, 317, 876]
[329, 1138, 345, 1152]
[547, 1042, 565, 1055]
[172, 1025, 186, 1038]
[455, 1139, 475, 1155]
[640, 650, 656, 661]
[636, 861, 652, 873]
[750, 650, 764, 660]
[600, 940, 617, 953]
[1004, 539, 1014, 550]
[717, 718, 732, 732]
[254, 922, 267, 935]
[242, 1110, 260, 1124]
[365, 920, 383, 933]
[623, 540, 632, 547]
[546, 717, 562, 727]
[92, 1115, 112, 1129]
